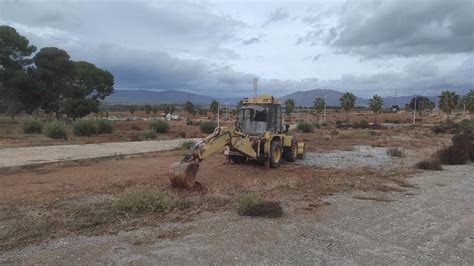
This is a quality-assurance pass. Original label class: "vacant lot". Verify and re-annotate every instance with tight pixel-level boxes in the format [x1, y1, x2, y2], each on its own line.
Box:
[0, 121, 472, 263]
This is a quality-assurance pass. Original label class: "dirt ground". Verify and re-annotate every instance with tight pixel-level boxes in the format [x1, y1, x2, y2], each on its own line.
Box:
[0, 121, 472, 263]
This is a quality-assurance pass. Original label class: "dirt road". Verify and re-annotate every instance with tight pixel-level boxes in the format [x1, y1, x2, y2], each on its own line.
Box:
[0, 139, 200, 168]
[1, 164, 472, 264]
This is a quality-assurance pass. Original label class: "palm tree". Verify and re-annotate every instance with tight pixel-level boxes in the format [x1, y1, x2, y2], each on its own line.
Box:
[368, 95, 383, 124]
[463, 89, 474, 118]
[313, 97, 325, 121]
[210, 100, 219, 121]
[340, 92, 356, 121]
[439, 90, 459, 120]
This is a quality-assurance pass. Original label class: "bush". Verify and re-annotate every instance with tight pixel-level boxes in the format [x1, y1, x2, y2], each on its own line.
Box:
[180, 140, 196, 150]
[178, 131, 186, 138]
[387, 147, 403, 157]
[330, 129, 339, 136]
[186, 120, 193, 126]
[320, 121, 329, 127]
[150, 120, 170, 133]
[432, 123, 460, 134]
[200, 121, 217, 134]
[44, 121, 67, 140]
[312, 122, 321, 129]
[359, 119, 369, 129]
[384, 119, 401, 124]
[73, 120, 97, 137]
[141, 129, 157, 140]
[96, 119, 113, 134]
[22, 119, 43, 134]
[437, 146, 469, 165]
[460, 119, 474, 130]
[131, 125, 142, 131]
[113, 186, 177, 214]
[237, 194, 283, 218]
[416, 159, 443, 170]
[297, 122, 314, 133]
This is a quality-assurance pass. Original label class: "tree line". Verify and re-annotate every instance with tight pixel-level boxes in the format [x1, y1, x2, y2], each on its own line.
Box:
[284, 90, 474, 122]
[0, 25, 114, 120]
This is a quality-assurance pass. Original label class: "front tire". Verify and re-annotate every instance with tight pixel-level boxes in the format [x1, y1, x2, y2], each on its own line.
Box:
[269, 141, 282, 168]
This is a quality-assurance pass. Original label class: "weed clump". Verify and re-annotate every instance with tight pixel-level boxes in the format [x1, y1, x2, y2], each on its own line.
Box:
[416, 159, 443, 170]
[431, 123, 460, 134]
[186, 120, 193, 126]
[22, 119, 43, 134]
[180, 140, 196, 150]
[150, 120, 170, 133]
[237, 194, 283, 218]
[200, 121, 217, 134]
[44, 121, 67, 140]
[297, 122, 314, 133]
[141, 129, 157, 140]
[387, 147, 403, 157]
[113, 186, 182, 214]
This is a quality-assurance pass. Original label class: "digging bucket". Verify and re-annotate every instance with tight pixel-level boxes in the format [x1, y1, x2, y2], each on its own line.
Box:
[169, 162, 200, 188]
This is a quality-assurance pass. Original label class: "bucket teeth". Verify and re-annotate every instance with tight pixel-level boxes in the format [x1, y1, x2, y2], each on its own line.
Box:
[169, 162, 200, 188]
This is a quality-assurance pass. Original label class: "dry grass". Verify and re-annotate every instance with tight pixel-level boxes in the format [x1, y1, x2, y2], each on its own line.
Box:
[237, 194, 283, 218]
[416, 159, 443, 170]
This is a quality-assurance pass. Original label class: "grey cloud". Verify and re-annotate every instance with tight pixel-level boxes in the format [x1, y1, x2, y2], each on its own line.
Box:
[242, 37, 260, 45]
[0, 1, 244, 60]
[298, 0, 474, 57]
[331, 0, 474, 57]
[263, 7, 289, 26]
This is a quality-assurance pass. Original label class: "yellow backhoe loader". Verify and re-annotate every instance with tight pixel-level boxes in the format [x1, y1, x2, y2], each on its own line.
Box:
[170, 95, 306, 188]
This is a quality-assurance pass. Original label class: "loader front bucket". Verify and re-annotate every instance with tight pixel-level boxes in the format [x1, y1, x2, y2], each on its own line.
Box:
[169, 162, 200, 188]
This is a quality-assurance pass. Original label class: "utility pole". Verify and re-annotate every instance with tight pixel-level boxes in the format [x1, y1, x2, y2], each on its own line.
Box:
[217, 102, 220, 128]
[413, 95, 417, 125]
[253, 77, 258, 97]
[323, 94, 327, 122]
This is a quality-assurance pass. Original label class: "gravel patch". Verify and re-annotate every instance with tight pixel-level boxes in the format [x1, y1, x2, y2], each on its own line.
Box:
[298, 145, 403, 169]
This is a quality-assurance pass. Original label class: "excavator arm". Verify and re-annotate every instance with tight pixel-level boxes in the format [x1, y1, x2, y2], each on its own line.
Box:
[170, 127, 257, 188]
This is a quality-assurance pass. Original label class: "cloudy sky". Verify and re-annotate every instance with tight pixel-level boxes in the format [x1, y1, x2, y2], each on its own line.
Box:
[1, 0, 473, 98]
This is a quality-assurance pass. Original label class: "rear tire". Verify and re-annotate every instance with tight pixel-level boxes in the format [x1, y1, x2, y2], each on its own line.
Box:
[285, 138, 297, 162]
[230, 155, 247, 164]
[269, 141, 282, 168]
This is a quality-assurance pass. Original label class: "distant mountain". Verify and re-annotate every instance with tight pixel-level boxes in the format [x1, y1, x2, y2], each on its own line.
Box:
[104, 89, 240, 106]
[104, 88, 440, 107]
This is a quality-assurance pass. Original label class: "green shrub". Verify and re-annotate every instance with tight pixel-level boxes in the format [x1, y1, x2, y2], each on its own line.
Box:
[141, 129, 157, 140]
[22, 119, 43, 134]
[150, 120, 170, 133]
[297, 122, 314, 133]
[460, 119, 474, 130]
[237, 194, 283, 218]
[73, 120, 97, 137]
[180, 140, 196, 150]
[437, 146, 469, 165]
[312, 122, 321, 129]
[416, 159, 443, 170]
[112, 186, 177, 214]
[44, 121, 67, 140]
[200, 121, 217, 134]
[432, 123, 460, 134]
[359, 119, 369, 129]
[96, 119, 113, 134]
[186, 120, 193, 126]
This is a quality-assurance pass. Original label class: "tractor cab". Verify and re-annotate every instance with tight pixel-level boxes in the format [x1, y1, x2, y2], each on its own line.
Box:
[235, 95, 282, 135]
